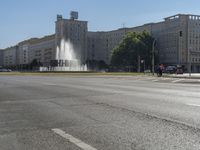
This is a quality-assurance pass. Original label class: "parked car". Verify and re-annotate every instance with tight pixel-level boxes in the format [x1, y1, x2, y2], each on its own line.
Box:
[165, 66, 177, 74]
[176, 65, 183, 74]
[0, 68, 12, 72]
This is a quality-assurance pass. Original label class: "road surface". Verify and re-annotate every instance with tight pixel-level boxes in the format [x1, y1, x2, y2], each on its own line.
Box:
[0, 75, 200, 150]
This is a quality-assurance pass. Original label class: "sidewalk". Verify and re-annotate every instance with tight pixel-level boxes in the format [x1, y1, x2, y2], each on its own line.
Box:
[166, 73, 200, 79]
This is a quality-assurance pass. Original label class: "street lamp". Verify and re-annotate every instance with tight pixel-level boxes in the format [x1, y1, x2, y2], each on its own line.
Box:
[188, 48, 191, 77]
[141, 59, 145, 74]
[152, 39, 156, 75]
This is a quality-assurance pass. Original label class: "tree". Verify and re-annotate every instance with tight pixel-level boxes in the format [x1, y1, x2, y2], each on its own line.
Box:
[97, 60, 108, 70]
[86, 59, 108, 71]
[30, 59, 38, 67]
[29, 59, 43, 70]
[111, 31, 156, 71]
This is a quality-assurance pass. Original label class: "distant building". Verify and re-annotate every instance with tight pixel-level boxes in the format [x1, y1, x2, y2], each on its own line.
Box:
[1, 13, 200, 72]
[17, 38, 38, 68]
[29, 35, 55, 67]
[2, 46, 17, 68]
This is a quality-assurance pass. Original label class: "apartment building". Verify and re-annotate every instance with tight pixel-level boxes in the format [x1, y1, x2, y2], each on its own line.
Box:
[3, 46, 17, 68]
[87, 14, 200, 72]
[17, 38, 38, 68]
[1, 36, 55, 69]
[151, 14, 200, 72]
[29, 35, 55, 67]
[1, 13, 200, 72]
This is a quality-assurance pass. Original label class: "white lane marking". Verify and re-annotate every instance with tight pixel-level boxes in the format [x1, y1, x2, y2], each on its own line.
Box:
[152, 80, 159, 82]
[162, 78, 171, 81]
[52, 128, 97, 150]
[172, 79, 184, 83]
[187, 103, 200, 107]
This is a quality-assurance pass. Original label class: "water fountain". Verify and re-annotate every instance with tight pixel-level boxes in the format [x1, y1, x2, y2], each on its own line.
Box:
[40, 39, 88, 72]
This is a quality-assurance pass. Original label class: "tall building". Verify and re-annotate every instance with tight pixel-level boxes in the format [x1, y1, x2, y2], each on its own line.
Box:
[55, 12, 88, 64]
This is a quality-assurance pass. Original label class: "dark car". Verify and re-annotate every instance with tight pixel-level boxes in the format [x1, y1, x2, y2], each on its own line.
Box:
[176, 68, 183, 74]
[165, 66, 177, 74]
[175, 65, 183, 74]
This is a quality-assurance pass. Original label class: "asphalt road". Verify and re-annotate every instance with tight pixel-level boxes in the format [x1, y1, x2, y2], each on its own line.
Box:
[0, 75, 200, 150]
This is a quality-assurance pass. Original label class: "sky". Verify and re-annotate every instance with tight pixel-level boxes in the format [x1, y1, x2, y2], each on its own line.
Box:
[0, 0, 200, 48]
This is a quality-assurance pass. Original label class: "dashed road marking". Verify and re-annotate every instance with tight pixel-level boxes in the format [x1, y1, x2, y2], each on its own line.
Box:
[152, 80, 159, 82]
[52, 128, 97, 150]
[172, 79, 184, 83]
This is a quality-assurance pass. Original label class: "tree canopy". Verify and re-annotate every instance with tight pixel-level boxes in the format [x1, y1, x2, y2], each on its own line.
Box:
[86, 59, 108, 71]
[111, 31, 156, 71]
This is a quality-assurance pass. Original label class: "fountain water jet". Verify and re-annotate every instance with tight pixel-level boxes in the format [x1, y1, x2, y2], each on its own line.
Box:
[43, 39, 88, 72]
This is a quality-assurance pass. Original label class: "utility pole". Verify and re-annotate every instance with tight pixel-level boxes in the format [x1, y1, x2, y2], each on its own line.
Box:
[152, 39, 156, 75]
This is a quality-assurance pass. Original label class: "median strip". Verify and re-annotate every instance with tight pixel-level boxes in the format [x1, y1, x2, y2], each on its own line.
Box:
[52, 128, 97, 150]
[172, 79, 184, 83]
[187, 103, 200, 107]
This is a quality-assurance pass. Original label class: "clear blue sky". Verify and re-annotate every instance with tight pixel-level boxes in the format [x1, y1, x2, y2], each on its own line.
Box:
[0, 0, 200, 48]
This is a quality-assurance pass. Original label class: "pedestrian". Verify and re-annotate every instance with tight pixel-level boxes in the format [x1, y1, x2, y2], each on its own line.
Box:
[157, 64, 163, 77]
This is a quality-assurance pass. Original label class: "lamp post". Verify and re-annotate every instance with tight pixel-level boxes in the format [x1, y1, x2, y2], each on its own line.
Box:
[152, 39, 156, 75]
[188, 49, 191, 77]
[141, 59, 145, 74]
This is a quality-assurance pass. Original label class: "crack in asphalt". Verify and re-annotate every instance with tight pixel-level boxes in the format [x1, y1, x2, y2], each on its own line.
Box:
[92, 102, 200, 132]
